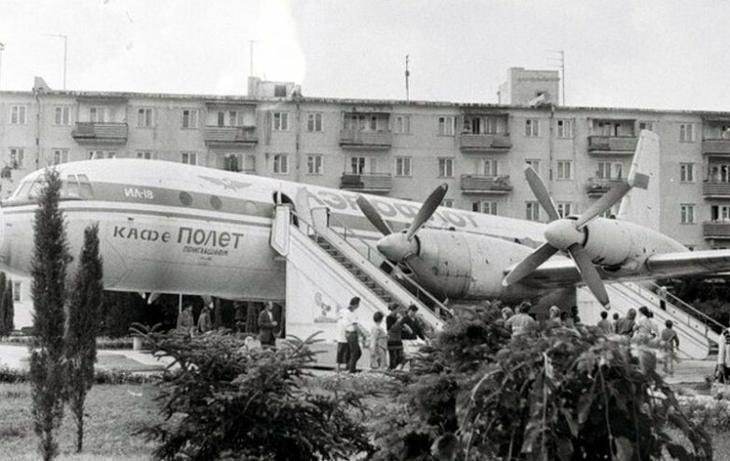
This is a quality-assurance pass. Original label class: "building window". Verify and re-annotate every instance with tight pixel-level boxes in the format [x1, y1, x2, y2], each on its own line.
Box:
[473, 201, 498, 215]
[525, 159, 540, 175]
[273, 154, 289, 174]
[526, 201, 540, 221]
[557, 119, 573, 138]
[274, 85, 287, 97]
[273, 112, 289, 131]
[442, 199, 454, 208]
[394, 115, 411, 134]
[639, 121, 654, 132]
[711, 205, 730, 221]
[137, 151, 154, 160]
[52, 149, 69, 165]
[525, 119, 539, 137]
[556, 160, 573, 180]
[680, 163, 694, 182]
[680, 123, 696, 142]
[438, 157, 454, 178]
[597, 161, 623, 179]
[182, 109, 198, 129]
[9, 148, 24, 168]
[13, 281, 21, 302]
[89, 150, 115, 160]
[306, 154, 323, 175]
[307, 113, 322, 132]
[89, 107, 106, 123]
[395, 156, 412, 177]
[54, 106, 70, 125]
[481, 159, 498, 176]
[680, 204, 695, 224]
[438, 116, 455, 136]
[181, 152, 198, 165]
[10, 105, 27, 124]
[137, 108, 153, 128]
[557, 202, 573, 218]
[243, 154, 256, 173]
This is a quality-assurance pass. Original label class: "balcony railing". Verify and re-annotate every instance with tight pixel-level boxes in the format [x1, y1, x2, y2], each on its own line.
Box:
[339, 130, 393, 150]
[71, 122, 128, 145]
[460, 174, 512, 194]
[459, 133, 512, 152]
[703, 221, 730, 240]
[585, 177, 625, 197]
[204, 126, 258, 148]
[702, 139, 730, 155]
[587, 135, 638, 154]
[340, 173, 393, 193]
[703, 181, 730, 198]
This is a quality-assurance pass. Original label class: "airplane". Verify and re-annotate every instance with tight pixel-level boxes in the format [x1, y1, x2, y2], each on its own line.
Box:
[0, 131, 729, 312]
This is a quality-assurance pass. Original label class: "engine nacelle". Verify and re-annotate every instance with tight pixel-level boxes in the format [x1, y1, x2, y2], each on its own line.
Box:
[582, 219, 634, 266]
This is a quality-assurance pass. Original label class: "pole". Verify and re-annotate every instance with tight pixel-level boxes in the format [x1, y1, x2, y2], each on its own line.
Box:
[546, 49, 565, 105]
[62, 35, 67, 90]
[0, 42, 4, 90]
[249, 40, 254, 77]
[405, 54, 410, 102]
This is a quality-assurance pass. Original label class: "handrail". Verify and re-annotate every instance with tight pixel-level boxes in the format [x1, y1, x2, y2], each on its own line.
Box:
[324, 213, 451, 319]
[617, 281, 723, 335]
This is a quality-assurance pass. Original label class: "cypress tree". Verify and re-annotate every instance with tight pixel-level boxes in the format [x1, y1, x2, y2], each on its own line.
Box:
[0, 272, 6, 335]
[4, 279, 14, 334]
[65, 223, 103, 452]
[29, 169, 70, 461]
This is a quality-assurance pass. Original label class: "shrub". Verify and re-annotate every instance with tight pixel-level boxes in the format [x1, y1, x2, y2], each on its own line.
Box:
[136, 327, 374, 460]
[0, 365, 158, 385]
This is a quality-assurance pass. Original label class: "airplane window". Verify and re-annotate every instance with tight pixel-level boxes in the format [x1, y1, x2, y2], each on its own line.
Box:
[77, 175, 93, 199]
[27, 179, 46, 200]
[179, 191, 193, 206]
[61, 175, 81, 199]
[210, 195, 222, 210]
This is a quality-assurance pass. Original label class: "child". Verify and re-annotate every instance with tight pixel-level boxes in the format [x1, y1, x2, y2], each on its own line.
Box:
[660, 320, 680, 375]
[370, 311, 388, 370]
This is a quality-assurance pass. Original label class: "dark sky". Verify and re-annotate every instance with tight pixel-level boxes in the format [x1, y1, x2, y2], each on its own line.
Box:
[1, 0, 728, 110]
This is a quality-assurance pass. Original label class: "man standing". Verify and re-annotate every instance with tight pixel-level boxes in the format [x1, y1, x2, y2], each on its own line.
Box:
[615, 308, 637, 336]
[258, 302, 278, 348]
[177, 305, 195, 338]
[402, 305, 427, 341]
[386, 304, 408, 370]
[197, 302, 214, 334]
[505, 302, 537, 338]
[717, 326, 730, 383]
[343, 297, 367, 373]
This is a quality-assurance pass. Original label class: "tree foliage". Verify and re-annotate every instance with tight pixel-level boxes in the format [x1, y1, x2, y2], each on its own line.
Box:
[29, 168, 71, 461]
[135, 328, 373, 460]
[372, 307, 712, 461]
[0, 272, 13, 335]
[65, 223, 103, 453]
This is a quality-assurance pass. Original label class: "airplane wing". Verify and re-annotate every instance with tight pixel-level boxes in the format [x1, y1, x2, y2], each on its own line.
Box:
[506, 249, 730, 289]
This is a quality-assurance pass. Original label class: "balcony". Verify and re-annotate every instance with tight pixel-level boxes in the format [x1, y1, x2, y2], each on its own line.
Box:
[340, 173, 393, 193]
[460, 174, 512, 194]
[204, 126, 258, 148]
[339, 130, 392, 150]
[587, 136, 638, 155]
[703, 222, 730, 240]
[459, 134, 511, 153]
[585, 177, 625, 197]
[703, 181, 730, 198]
[702, 139, 730, 156]
[71, 122, 128, 145]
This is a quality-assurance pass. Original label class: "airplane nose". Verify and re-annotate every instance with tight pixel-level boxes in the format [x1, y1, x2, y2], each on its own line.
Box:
[376, 232, 418, 262]
[544, 219, 584, 250]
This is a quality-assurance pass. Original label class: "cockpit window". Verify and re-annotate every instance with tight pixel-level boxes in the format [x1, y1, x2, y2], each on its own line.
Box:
[6, 173, 91, 204]
[63, 175, 81, 199]
[77, 175, 93, 199]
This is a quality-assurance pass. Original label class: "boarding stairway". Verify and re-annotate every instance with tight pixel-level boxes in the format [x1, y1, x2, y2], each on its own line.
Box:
[270, 205, 450, 343]
[578, 281, 723, 359]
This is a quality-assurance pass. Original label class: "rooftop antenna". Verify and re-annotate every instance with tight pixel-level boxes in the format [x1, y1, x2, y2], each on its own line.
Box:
[45, 34, 68, 90]
[249, 40, 257, 78]
[405, 54, 410, 102]
[547, 49, 565, 105]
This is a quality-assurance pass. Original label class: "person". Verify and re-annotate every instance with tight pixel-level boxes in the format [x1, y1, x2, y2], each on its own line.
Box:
[386, 304, 408, 369]
[544, 305, 562, 329]
[612, 313, 620, 332]
[258, 301, 278, 348]
[402, 305, 427, 341]
[336, 306, 350, 372]
[633, 306, 658, 343]
[717, 326, 730, 383]
[570, 305, 581, 326]
[658, 285, 668, 311]
[370, 311, 388, 370]
[343, 297, 368, 373]
[615, 309, 637, 336]
[501, 307, 514, 322]
[177, 305, 195, 338]
[197, 302, 213, 334]
[505, 302, 537, 338]
[660, 320, 680, 375]
[596, 310, 613, 335]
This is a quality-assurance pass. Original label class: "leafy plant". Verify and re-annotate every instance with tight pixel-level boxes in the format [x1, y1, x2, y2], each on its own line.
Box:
[135, 327, 374, 460]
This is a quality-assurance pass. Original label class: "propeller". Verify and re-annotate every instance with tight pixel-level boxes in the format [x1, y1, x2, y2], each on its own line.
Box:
[503, 165, 633, 309]
[357, 184, 448, 266]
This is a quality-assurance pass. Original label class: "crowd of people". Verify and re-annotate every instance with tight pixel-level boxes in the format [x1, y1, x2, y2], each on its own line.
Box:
[336, 297, 428, 373]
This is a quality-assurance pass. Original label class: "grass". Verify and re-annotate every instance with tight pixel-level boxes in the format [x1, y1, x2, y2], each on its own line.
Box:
[0, 383, 160, 460]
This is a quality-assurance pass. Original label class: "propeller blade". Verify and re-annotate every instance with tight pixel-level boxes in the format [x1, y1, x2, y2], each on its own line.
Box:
[524, 166, 559, 222]
[574, 181, 631, 229]
[502, 243, 559, 286]
[405, 183, 448, 241]
[568, 244, 610, 308]
[356, 195, 392, 236]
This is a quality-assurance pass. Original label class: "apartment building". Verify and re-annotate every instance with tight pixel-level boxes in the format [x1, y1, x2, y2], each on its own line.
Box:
[1, 74, 730, 264]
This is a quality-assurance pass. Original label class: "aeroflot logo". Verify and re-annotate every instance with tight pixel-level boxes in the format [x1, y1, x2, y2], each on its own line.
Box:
[307, 189, 481, 229]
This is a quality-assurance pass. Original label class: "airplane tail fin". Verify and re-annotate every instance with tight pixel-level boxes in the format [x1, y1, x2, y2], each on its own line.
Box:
[617, 130, 660, 228]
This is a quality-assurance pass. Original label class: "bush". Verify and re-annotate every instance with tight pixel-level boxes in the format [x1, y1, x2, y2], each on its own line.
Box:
[678, 395, 730, 432]
[0, 365, 158, 385]
[0, 335, 137, 350]
[136, 327, 374, 460]
[371, 306, 713, 461]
